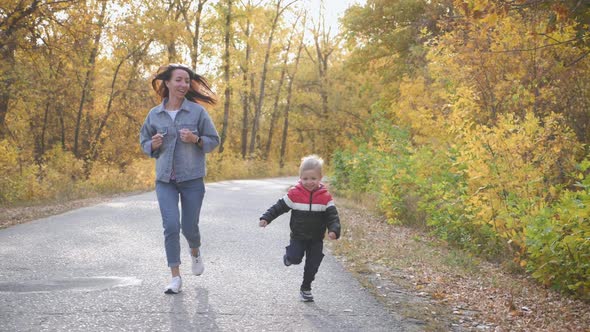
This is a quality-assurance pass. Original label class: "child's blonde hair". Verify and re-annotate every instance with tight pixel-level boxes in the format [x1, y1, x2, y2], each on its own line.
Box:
[299, 155, 324, 176]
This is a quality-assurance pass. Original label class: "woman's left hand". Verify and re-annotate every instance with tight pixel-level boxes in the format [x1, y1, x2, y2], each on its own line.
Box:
[179, 128, 198, 144]
[328, 232, 337, 240]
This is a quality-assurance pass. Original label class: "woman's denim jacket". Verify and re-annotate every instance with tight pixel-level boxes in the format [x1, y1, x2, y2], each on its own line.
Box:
[140, 98, 219, 183]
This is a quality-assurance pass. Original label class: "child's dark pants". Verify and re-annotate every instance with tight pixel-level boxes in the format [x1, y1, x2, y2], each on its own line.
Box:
[286, 239, 325, 291]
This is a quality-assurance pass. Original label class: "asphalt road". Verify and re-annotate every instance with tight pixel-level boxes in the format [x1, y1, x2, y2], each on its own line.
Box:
[0, 177, 420, 331]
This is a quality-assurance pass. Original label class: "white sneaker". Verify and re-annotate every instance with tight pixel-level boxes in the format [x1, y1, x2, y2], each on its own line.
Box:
[190, 248, 204, 276]
[164, 276, 182, 294]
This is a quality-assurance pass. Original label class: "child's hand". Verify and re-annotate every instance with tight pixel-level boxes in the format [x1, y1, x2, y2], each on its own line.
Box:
[328, 232, 337, 240]
[259, 219, 268, 227]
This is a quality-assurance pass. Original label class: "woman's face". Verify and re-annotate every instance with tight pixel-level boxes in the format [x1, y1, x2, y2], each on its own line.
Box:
[165, 69, 190, 100]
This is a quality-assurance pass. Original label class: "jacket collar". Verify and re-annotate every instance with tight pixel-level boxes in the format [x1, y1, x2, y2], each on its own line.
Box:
[155, 97, 190, 113]
[295, 181, 326, 194]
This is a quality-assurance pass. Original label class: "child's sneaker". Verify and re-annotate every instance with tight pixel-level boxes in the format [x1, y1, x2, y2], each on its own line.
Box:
[300, 289, 314, 302]
[190, 249, 204, 276]
[164, 276, 182, 294]
[283, 254, 292, 266]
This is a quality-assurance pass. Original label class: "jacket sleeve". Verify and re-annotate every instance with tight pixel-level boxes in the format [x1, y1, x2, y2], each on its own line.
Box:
[139, 112, 159, 158]
[260, 197, 291, 224]
[197, 109, 220, 153]
[326, 205, 341, 239]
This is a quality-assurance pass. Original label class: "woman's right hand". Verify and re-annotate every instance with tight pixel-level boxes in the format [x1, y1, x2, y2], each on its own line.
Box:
[259, 219, 268, 227]
[151, 133, 164, 151]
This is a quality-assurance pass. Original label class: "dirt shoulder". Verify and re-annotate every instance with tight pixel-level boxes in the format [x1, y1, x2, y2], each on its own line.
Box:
[2, 193, 588, 331]
[0, 192, 142, 229]
[329, 199, 590, 331]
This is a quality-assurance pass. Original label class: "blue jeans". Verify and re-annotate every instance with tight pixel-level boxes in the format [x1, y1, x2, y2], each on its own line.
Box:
[156, 178, 205, 267]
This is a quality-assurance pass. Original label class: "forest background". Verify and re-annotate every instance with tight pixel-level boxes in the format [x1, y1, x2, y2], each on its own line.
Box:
[1, 0, 589, 301]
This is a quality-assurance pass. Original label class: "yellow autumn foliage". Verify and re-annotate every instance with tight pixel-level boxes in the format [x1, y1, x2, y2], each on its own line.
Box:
[333, 0, 590, 297]
[457, 112, 581, 256]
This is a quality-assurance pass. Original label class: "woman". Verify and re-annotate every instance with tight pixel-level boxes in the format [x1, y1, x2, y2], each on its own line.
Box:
[140, 64, 219, 294]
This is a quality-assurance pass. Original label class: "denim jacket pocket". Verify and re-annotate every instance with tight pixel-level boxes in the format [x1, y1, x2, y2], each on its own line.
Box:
[177, 124, 199, 137]
[155, 126, 170, 138]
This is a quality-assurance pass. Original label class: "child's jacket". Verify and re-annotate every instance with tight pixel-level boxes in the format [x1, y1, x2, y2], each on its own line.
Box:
[260, 182, 341, 241]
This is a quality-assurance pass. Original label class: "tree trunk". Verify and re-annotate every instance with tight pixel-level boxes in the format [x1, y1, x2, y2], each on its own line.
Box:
[166, 1, 182, 63]
[179, 0, 207, 70]
[87, 39, 151, 169]
[0, 0, 45, 139]
[240, 69, 250, 159]
[0, 43, 15, 139]
[219, 0, 232, 153]
[57, 105, 65, 149]
[88, 59, 125, 163]
[39, 102, 50, 157]
[307, 11, 334, 157]
[240, 6, 253, 159]
[249, 0, 295, 156]
[312, 23, 332, 117]
[263, 66, 286, 160]
[265, 15, 300, 160]
[73, 0, 107, 157]
[280, 21, 306, 168]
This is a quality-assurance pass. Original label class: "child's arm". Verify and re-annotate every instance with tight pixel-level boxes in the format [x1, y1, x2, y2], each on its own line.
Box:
[326, 205, 341, 240]
[259, 197, 291, 227]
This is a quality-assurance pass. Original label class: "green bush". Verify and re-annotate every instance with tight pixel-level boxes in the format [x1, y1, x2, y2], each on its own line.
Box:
[331, 117, 590, 299]
[526, 158, 590, 299]
[331, 117, 504, 256]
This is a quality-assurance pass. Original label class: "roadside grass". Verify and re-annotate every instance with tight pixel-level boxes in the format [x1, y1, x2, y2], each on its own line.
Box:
[328, 196, 590, 332]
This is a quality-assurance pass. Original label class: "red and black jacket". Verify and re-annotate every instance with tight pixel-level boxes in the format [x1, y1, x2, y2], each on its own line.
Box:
[260, 182, 341, 241]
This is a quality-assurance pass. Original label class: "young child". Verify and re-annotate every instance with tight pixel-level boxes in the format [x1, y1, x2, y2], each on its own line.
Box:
[259, 155, 341, 302]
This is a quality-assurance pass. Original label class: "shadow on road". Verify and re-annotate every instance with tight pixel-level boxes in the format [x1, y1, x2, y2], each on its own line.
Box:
[169, 287, 220, 331]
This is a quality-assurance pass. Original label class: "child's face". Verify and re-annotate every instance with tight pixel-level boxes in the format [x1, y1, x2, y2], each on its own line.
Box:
[300, 168, 322, 192]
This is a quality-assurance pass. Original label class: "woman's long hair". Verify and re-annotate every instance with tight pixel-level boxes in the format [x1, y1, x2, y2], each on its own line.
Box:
[151, 64, 217, 105]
